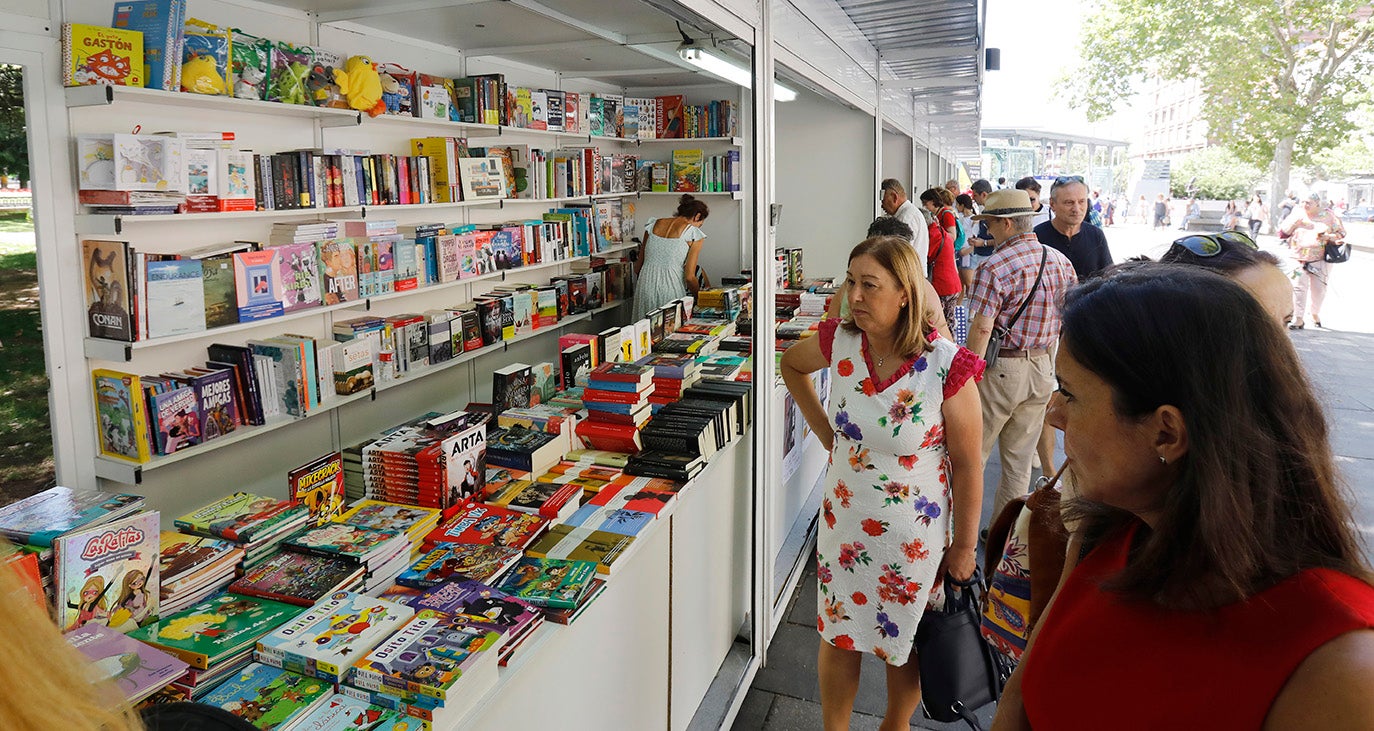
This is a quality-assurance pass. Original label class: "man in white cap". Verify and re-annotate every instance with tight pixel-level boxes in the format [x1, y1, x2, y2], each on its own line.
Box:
[965, 189, 1078, 520]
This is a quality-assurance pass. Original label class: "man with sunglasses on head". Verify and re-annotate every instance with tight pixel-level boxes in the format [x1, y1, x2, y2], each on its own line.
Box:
[1034, 175, 1114, 281]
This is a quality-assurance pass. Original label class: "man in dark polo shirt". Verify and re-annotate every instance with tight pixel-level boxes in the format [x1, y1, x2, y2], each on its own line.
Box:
[967, 179, 996, 266]
[1034, 175, 1112, 280]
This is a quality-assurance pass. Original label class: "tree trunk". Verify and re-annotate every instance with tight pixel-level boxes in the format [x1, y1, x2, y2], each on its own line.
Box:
[1269, 136, 1295, 229]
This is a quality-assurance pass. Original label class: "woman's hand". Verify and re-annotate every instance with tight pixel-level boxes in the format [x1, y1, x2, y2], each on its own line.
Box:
[942, 542, 978, 583]
[819, 429, 835, 453]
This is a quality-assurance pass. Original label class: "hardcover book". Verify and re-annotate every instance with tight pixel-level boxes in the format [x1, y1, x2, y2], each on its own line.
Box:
[175, 492, 308, 544]
[65, 623, 189, 704]
[54, 510, 159, 634]
[92, 370, 153, 463]
[422, 501, 547, 551]
[396, 543, 522, 588]
[336, 500, 440, 541]
[524, 523, 635, 575]
[128, 593, 302, 670]
[111, 1, 184, 92]
[494, 557, 598, 609]
[190, 368, 238, 441]
[282, 523, 405, 566]
[350, 610, 502, 703]
[150, 385, 200, 455]
[256, 590, 415, 684]
[0, 485, 143, 547]
[62, 23, 145, 87]
[200, 662, 333, 729]
[491, 362, 532, 412]
[289, 452, 346, 526]
[82, 240, 134, 341]
[228, 551, 363, 607]
[405, 580, 541, 636]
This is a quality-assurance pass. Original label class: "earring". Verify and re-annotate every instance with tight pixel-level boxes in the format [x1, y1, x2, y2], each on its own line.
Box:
[901, 302, 908, 308]
[1158, 455, 1167, 465]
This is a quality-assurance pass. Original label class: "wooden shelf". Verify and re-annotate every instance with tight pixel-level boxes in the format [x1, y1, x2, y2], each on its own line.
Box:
[65, 85, 362, 127]
[74, 207, 365, 235]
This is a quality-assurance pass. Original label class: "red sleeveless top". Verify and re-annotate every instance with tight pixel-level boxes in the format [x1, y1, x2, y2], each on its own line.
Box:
[1022, 522, 1374, 729]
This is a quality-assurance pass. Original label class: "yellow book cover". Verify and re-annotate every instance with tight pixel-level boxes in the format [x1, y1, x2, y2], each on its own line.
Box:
[62, 23, 145, 87]
[671, 149, 703, 193]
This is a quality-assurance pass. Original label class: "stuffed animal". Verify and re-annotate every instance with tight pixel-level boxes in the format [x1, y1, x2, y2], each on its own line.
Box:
[306, 63, 347, 108]
[378, 70, 403, 115]
[273, 61, 310, 105]
[333, 55, 385, 116]
[181, 54, 225, 95]
[233, 64, 266, 100]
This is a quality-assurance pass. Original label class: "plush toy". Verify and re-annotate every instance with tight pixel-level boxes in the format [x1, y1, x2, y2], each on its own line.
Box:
[181, 54, 225, 95]
[333, 55, 385, 116]
[273, 61, 310, 105]
[233, 64, 266, 100]
[378, 70, 404, 115]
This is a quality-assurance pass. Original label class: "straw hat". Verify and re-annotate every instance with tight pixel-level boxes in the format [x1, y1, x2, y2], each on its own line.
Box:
[971, 189, 1035, 220]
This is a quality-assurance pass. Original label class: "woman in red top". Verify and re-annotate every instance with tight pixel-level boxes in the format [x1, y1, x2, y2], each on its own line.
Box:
[992, 264, 1374, 731]
[918, 187, 962, 326]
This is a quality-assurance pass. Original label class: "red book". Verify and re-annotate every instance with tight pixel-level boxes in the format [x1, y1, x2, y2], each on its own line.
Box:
[584, 409, 649, 427]
[589, 362, 652, 387]
[575, 419, 643, 453]
[581, 388, 646, 404]
[588, 481, 677, 515]
[423, 500, 548, 550]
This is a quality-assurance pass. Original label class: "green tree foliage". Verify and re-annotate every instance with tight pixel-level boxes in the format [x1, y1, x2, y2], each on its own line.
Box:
[0, 65, 27, 184]
[1169, 146, 1265, 200]
[1065, 0, 1374, 212]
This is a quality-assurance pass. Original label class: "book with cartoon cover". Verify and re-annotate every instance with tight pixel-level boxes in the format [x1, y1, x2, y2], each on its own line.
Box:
[281, 523, 406, 566]
[228, 551, 364, 607]
[284, 692, 412, 731]
[406, 579, 541, 638]
[350, 609, 502, 702]
[395, 543, 521, 589]
[421, 501, 547, 550]
[65, 623, 189, 705]
[494, 557, 598, 609]
[256, 590, 414, 684]
[129, 592, 302, 669]
[336, 500, 440, 543]
[0, 485, 143, 547]
[158, 531, 242, 588]
[53, 510, 160, 634]
[200, 662, 333, 730]
[174, 492, 308, 544]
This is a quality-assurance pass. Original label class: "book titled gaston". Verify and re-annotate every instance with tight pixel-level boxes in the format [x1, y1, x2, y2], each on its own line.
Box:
[256, 590, 415, 684]
[129, 593, 303, 669]
[53, 510, 160, 635]
[62, 23, 144, 87]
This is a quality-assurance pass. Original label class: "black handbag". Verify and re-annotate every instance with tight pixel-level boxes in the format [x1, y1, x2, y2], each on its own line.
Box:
[1324, 241, 1351, 264]
[983, 247, 1048, 371]
[916, 570, 1011, 730]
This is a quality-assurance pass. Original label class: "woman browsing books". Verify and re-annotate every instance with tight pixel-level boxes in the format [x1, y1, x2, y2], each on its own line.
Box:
[632, 195, 708, 318]
[780, 235, 985, 730]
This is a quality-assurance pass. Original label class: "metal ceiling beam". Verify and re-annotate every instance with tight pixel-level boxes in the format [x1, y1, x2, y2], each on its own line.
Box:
[316, 0, 488, 24]
[564, 68, 693, 79]
[874, 44, 978, 62]
[881, 78, 977, 90]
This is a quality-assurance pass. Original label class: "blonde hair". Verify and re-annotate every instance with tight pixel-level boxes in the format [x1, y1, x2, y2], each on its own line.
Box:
[841, 235, 934, 357]
[0, 542, 144, 731]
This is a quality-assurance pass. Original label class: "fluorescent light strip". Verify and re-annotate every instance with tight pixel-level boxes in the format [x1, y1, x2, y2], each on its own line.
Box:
[679, 47, 798, 102]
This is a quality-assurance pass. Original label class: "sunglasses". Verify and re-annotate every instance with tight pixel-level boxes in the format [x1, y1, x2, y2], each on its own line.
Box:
[1054, 175, 1085, 186]
[1170, 230, 1259, 257]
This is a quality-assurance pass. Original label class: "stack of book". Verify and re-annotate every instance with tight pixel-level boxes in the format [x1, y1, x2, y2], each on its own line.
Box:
[495, 557, 602, 618]
[158, 532, 245, 615]
[635, 353, 701, 412]
[269, 220, 340, 247]
[626, 450, 707, 483]
[574, 362, 653, 453]
[130, 593, 304, 701]
[282, 523, 413, 594]
[403, 579, 544, 666]
[174, 493, 311, 569]
[361, 410, 490, 510]
[279, 692, 412, 730]
[227, 550, 365, 607]
[638, 397, 735, 462]
[422, 500, 549, 552]
[524, 522, 635, 576]
[255, 590, 415, 685]
[395, 542, 522, 589]
[335, 499, 443, 556]
[478, 476, 582, 520]
[199, 661, 335, 727]
[484, 425, 567, 477]
[584, 479, 680, 516]
[698, 352, 749, 382]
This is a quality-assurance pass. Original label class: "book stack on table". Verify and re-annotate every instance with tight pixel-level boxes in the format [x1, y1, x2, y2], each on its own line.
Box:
[159, 531, 245, 615]
[174, 492, 311, 569]
[635, 352, 702, 411]
[574, 362, 654, 453]
[281, 523, 414, 594]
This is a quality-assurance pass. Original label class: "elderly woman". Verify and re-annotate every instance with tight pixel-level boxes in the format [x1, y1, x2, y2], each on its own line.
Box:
[992, 264, 1374, 730]
[1280, 192, 1345, 330]
[781, 235, 984, 730]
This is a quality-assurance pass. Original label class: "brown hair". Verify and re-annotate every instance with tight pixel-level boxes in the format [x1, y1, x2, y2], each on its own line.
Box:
[919, 187, 955, 208]
[674, 194, 710, 221]
[1060, 264, 1370, 609]
[840, 236, 934, 357]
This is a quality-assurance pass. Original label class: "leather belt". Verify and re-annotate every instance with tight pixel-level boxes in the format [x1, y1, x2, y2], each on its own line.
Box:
[998, 347, 1051, 359]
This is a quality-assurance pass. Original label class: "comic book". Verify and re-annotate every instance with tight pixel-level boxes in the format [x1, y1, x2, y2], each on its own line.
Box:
[335, 500, 441, 545]
[93, 369, 152, 463]
[0, 485, 143, 547]
[157, 531, 241, 588]
[289, 452, 346, 526]
[199, 662, 333, 729]
[128, 592, 302, 670]
[281, 523, 407, 568]
[53, 510, 160, 634]
[175, 492, 309, 544]
[228, 551, 364, 607]
[283, 692, 412, 731]
[350, 609, 501, 703]
[421, 501, 547, 551]
[494, 557, 598, 609]
[395, 542, 521, 589]
[256, 590, 415, 684]
[64, 623, 189, 704]
[405, 579, 541, 638]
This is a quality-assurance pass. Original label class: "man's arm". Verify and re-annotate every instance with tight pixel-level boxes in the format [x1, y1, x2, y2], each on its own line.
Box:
[967, 313, 995, 358]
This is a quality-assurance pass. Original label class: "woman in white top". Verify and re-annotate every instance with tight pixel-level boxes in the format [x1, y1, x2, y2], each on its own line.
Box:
[632, 194, 708, 318]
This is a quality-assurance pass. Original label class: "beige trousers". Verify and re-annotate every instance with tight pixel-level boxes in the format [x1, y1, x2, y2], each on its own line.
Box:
[979, 352, 1056, 520]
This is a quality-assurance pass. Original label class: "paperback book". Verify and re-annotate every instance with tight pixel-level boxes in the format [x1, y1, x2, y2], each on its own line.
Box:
[0, 485, 143, 547]
[494, 557, 598, 609]
[200, 662, 334, 729]
[65, 623, 189, 705]
[228, 550, 364, 607]
[175, 493, 308, 544]
[53, 510, 160, 634]
[396, 542, 522, 589]
[524, 523, 635, 575]
[129, 593, 303, 670]
[350, 609, 502, 704]
[256, 590, 415, 684]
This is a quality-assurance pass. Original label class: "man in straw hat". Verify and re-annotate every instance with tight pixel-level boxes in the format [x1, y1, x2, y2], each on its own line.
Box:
[965, 189, 1078, 521]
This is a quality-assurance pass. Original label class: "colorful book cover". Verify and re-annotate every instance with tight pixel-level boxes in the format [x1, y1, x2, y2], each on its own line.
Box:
[671, 149, 704, 192]
[65, 623, 189, 704]
[0, 485, 143, 547]
[157, 531, 239, 585]
[422, 501, 547, 550]
[494, 557, 598, 609]
[111, 1, 185, 91]
[128, 593, 302, 670]
[150, 385, 199, 455]
[200, 662, 333, 729]
[62, 23, 144, 87]
[587, 481, 677, 515]
[319, 239, 360, 305]
[524, 523, 634, 575]
[282, 523, 404, 566]
[233, 249, 285, 321]
[228, 551, 362, 607]
[350, 610, 502, 702]
[93, 369, 152, 463]
[191, 367, 238, 441]
[82, 239, 134, 341]
[289, 452, 346, 526]
[174, 492, 307, 544]
[53, 511, 158, 634]
[284, 693, 412, 731]
[563, 504, 655, 537]
[256, 591, 415, 683]
[276, 242, 322, 314]
[396, 542, 521, 589]
[405, 579, 540, 635]
[201, 253, 239, 329]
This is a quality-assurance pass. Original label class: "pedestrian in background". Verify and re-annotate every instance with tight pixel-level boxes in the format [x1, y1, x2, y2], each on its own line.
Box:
[880, 178, 931, 274]
[1014, 177, 1051, 228]
[1152, 194, 1168, 230]
[1247, 194, 1268, 238]
[920, 187, 964, 323]
[1281, 193, 1345, 330]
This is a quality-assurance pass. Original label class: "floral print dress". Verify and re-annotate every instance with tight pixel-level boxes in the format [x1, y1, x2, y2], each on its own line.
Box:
[815, 318, 983, 665]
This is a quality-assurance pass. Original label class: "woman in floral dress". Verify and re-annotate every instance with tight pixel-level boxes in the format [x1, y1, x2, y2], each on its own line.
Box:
[781, 236, 985, 729]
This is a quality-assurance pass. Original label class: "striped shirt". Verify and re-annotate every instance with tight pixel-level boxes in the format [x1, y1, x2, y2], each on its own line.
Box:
[967, 232, 1078, 350]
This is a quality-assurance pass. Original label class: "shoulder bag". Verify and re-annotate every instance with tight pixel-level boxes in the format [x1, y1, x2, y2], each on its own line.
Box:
[1324, 240, 1351, 264]
[983, 246, 1048, 371]
[916, 569, 1010, 730]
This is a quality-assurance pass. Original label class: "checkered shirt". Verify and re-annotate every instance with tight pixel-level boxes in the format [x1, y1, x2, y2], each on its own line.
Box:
[967, 233, 1078, 350]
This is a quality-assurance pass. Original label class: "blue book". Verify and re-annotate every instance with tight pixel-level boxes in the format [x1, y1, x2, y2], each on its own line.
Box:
[564, 504, 653, 537]
[491, 229, 522, 270]
[200, 662, 333, 728]
[585, 378, 643, 393]
[112, 0, 186, 91]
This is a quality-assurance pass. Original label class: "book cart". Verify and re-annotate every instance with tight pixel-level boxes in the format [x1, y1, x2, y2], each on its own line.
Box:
[17, 0, 970, 726]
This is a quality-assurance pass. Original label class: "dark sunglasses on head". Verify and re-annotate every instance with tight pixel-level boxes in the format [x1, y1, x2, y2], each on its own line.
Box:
[1054, 175, 1085, 187]
[1170, 230, 1259, 257]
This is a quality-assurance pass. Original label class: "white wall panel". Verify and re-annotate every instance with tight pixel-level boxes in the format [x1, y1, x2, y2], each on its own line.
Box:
[882, 130, 912, 194]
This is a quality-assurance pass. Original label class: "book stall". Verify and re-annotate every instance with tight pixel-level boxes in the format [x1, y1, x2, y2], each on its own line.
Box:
[6, 0, 969, 727]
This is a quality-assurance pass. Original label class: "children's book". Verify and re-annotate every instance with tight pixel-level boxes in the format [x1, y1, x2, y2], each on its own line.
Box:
[175, 492, 308, 544]
[405, 579, 541, 637]
[129, 592, 302, 670]
[671, 149, 704, 192]
[150, 385, 200, 455]
[158, 531, 240, 586]
[62, 23, 145, 87]
[233, 249, 285, 321]
[422, 501, 547, 550]
[256, 590, 415, 684]
[395, 542, 521, 589]
[54, 510, 159, 634]
[523, 523, 635, 575]
[0, 485, 144, 547]
[91, 370, 151, 463]
[494, 557, 598, 609]
[200, 662, 334, 729]
[228, 550, 364, 607]
[350, 609, 502, 703]
[281, 523, 405, 566]
[188, 367, 238, 441]
[289, 452, 346, 526]
[276, 241, 323, 314]
[281, 692, 413, 731]
[111, 1, 185, 92]
[336, 500, 440, 543]
[65, 623, 189, 704]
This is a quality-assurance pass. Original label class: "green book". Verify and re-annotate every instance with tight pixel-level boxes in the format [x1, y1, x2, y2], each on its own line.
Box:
[129, 593, 302, 670]
[174, 492, 308, 544]
[201, 254, 239, 329]
[494, 556, 599, 609]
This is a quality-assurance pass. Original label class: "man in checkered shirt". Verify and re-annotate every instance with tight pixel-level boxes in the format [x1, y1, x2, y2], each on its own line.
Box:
[965, 189, 1078, 519]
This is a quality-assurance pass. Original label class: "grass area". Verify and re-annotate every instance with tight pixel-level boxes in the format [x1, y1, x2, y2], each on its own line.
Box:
[0, 216, 54, 501]
[0, 208, 33, 234]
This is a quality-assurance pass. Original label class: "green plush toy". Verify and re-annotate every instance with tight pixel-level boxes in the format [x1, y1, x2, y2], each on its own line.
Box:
[273, 61, 310, 105]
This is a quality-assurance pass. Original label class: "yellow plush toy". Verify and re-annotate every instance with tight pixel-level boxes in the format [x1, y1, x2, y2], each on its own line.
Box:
[333, 55, 385, 116]
[181, 54, 225, 95]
